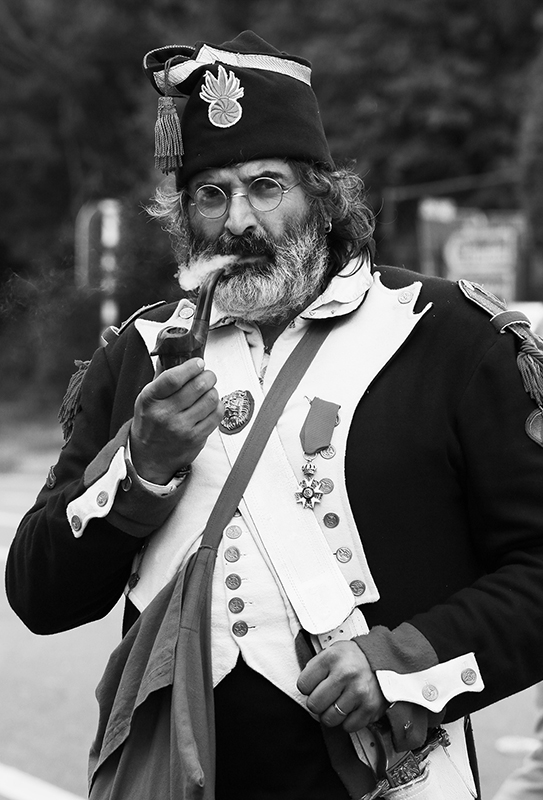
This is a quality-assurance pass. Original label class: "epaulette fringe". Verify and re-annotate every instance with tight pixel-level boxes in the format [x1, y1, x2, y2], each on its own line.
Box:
[58, 359, 90, 442]
[515, 332, 543, 410]
[459, 279, 543, 444]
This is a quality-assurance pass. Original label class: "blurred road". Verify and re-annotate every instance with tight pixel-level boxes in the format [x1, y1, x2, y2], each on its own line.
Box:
[0, 434, 539, 799]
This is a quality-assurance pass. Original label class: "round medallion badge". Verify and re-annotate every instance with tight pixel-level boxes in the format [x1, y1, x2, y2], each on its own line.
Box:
[219, 389, 255, 435]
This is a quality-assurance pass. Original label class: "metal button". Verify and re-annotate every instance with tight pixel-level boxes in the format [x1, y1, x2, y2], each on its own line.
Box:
[71, 515, 82, 532]
[422, 684, 439, 702]
[46, 466, 57, 489]
[350, 580, 366, 596]
[398, 290, 413, 304]
[320, 445, 336, 460]
[121, 476, 132, 492]
[228, 597, 245, 614]
[224, 546, 241, 563]
[225, 574, 242, 590]
[319, 478, 334, 494]
[461, 668, 477, 686]
[178, 306, 194, 319]
[335, 547, 352, 563]
[225, 525, 242, 539]
[96, 491, 109, 507]
[323, 512, 340, 528]
[232, 620, 249, 637]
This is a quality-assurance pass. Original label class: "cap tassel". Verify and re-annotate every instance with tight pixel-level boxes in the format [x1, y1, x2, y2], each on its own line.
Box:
[154, 96, 184, 174]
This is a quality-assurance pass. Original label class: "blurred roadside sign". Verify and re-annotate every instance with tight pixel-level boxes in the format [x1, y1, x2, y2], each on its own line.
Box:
[417, 198, 524, 303]
[443, 223, 518, 302]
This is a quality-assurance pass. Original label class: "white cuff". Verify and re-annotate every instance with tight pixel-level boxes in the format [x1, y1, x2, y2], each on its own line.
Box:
[376, 652, 484, 712]
[66, 447, 127, 538]
[125, 437, 187, 496]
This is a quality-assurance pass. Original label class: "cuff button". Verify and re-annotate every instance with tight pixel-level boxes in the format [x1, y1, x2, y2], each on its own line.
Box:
[422, 684, 439, 702]
[461, 668, 478, 686]
[71, 515, 82, 532]
[96, 490, 109, 507]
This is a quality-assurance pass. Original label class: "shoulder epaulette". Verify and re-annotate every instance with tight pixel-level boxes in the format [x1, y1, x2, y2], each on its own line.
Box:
[459, 279, 543, 446]
[101, 300, 167, 345]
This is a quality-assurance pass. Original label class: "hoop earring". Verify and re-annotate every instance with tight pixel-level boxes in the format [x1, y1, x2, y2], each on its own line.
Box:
[325, 220, 332, 233]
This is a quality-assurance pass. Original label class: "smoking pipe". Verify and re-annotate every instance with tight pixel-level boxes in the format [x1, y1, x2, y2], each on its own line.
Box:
[151, 267, 225, 372]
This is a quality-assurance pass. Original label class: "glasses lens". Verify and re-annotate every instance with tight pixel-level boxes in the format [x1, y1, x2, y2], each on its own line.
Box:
[248, 177, 283, 211]
[194, 185, 228, 218]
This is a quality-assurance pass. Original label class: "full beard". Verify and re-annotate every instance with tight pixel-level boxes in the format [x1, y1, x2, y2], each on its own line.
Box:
[176, 215, 331, 325]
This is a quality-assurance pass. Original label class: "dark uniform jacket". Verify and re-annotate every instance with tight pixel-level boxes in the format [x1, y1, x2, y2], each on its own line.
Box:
[6, 266, 543, 794]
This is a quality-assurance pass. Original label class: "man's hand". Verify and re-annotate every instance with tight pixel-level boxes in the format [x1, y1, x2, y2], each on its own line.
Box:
[130, 358, 223, 484]
[297, 640, 388, 732]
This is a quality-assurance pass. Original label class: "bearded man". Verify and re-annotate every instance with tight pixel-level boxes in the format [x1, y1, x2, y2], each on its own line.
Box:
[7, 30, 543, 800]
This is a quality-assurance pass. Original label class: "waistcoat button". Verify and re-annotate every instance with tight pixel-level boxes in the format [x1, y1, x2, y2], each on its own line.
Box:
[225, 546, 241, 562]
[232, 621, 249, 637]
[225, 574, 242, 590]
[228, 597, 245, 614]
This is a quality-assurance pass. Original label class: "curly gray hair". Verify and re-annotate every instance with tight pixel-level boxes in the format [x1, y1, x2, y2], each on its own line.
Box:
[146, 160, 375, 277]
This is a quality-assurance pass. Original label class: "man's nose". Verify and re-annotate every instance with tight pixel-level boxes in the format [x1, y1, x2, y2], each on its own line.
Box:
[223, 193, 258, 236]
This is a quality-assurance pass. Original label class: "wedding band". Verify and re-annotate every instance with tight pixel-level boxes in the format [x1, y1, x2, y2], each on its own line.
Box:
[334, 701, 348, 717]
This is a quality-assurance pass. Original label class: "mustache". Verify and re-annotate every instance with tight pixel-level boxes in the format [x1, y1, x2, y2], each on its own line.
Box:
[191, 230, 277, 260]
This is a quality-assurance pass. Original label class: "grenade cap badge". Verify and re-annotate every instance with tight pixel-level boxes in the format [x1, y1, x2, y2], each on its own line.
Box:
[199, 65, 245, 128]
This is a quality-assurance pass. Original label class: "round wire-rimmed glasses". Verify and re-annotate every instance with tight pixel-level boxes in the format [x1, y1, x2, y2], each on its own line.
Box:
[188, 176, 300, 219]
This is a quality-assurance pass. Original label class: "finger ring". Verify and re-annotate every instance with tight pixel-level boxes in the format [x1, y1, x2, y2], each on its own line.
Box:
[334, 702, 348, 717]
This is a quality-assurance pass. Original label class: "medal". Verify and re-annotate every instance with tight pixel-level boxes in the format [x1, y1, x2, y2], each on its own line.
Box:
[219, 389, 255, 434]
[295, 397, 340, 509]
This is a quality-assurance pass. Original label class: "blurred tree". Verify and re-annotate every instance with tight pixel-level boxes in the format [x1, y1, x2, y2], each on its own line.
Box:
[1, 0, 543, 406]
[518, 11, 543, 296]
[250, 0, 541, 262]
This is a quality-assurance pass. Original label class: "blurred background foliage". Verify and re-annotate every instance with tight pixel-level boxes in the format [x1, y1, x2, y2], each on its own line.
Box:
[1, 0, 543, 411]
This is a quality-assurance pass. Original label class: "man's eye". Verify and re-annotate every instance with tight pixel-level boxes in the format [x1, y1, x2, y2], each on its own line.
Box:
[251, 178, 281, 197]
[198, 185, 224, 202]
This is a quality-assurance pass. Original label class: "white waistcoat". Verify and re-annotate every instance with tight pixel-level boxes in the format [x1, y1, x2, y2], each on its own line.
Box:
[129, 271, 430, 706]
